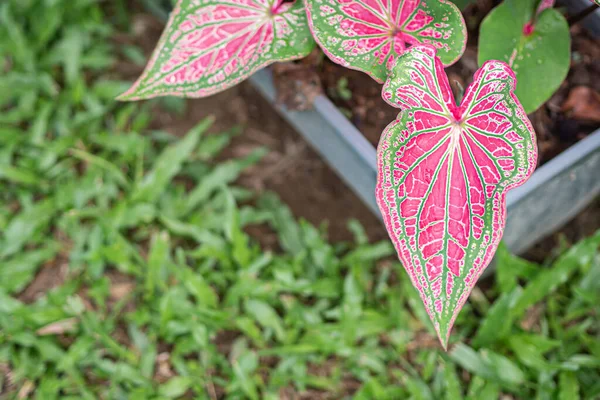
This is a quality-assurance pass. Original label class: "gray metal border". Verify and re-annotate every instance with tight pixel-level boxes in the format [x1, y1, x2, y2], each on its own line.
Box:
[504, 129, 600, 253]
[249, 71, 379, 216]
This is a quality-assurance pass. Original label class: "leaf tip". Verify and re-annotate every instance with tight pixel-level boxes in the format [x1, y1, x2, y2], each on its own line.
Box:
[440, 341, 448, 352]
[434, 321, 452, 351]
[116, 83, 142, 102]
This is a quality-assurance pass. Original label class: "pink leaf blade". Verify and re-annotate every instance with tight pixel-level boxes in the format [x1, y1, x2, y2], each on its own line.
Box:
[118, 0, 315, 101]
[377, 45, 537, 349]
[306, 0, 466, 83]
[536, 0, 555, 14]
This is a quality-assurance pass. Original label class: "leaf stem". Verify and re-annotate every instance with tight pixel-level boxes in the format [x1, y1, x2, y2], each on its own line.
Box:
[271, 0, 285, 14]
[568, 4, 598, 26]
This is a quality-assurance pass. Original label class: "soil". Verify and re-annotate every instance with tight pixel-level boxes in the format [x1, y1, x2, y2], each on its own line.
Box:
[317, 0, 600, 165]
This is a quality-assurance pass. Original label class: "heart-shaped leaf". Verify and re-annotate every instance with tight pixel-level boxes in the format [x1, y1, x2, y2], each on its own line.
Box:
[305, 0, 466, 83]
[478, 0, 570, 113]
[119, 0, 315, 100]
[377, 45, 537, 348]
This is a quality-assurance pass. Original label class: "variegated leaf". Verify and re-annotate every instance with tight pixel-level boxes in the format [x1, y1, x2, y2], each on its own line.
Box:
[119, 0, 315, 100]
[377, 45, 537, 348]
[305, 0, 466, 82]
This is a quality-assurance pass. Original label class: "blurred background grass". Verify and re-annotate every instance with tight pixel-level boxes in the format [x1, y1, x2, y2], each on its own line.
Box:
[0, 0, 599, 399]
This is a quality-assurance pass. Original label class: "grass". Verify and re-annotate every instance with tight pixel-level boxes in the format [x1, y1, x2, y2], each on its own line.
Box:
[1, 0, 600, 399]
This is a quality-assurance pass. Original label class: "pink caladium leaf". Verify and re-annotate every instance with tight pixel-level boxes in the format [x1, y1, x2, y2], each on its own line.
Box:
[377, 45, 537, 348]
[305, 0, 466, 83]
[118, 0, 315, 100]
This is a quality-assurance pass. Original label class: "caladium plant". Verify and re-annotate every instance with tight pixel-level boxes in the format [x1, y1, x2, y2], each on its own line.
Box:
[122, 0, 469, 100]
[121, 0, 589, 350]
[119, 0, 315, 100]
[305, 0, 467, 82]
[377, 45, 537, 348]
[478, 0, 570, 114]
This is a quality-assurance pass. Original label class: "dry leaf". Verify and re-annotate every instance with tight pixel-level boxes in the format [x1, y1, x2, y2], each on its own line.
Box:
[36, 318, 78, 336]
[561, 86, 600, 122]
[109, 282, 134, 300]
[18, 380, 35, 399]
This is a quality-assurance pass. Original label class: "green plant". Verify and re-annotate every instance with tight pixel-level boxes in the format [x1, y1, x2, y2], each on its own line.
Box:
[377, 45, 537, 348]
[118, 0, 600, 347]
[120, 0, 467, 99]
[306, 0, 466, 82]
[118, 0, 316, 100]
[479, 0, 570, 113]
[2, 0, 600, 396]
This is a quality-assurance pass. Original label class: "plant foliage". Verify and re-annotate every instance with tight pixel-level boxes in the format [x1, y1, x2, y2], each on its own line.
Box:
[2, 1, 600, 397]
[306, 0, 467, 82]
[119, 0, 315, 100]
[377, 45, 537, 347]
